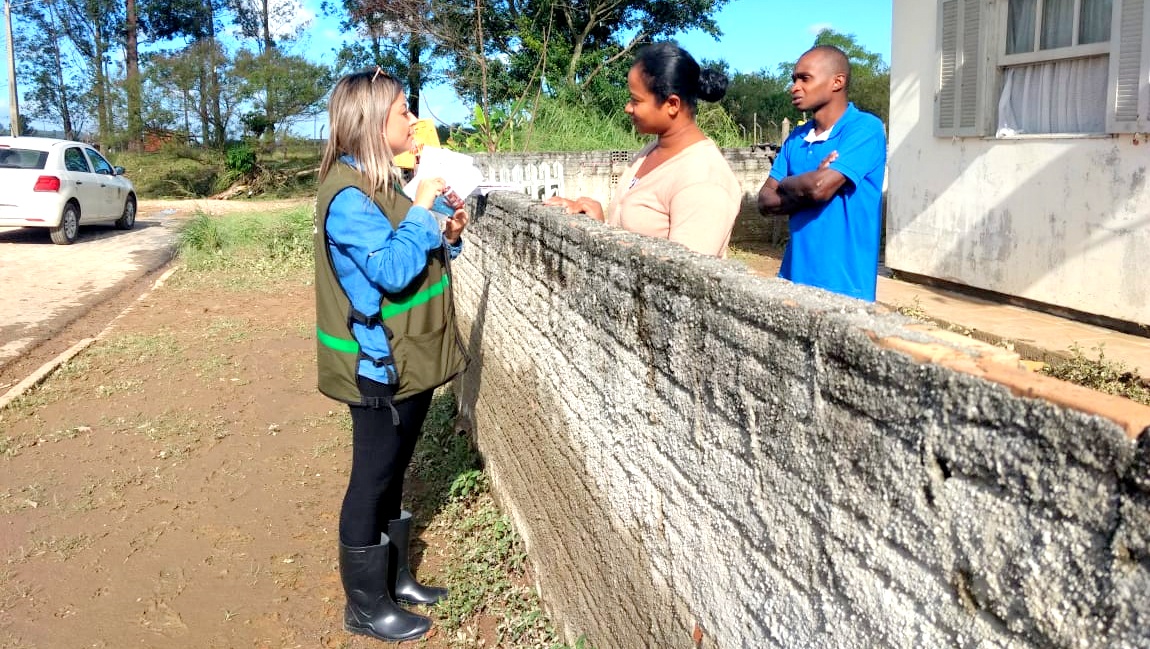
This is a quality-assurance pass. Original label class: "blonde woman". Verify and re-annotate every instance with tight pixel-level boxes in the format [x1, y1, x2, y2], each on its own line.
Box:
[313, 68, 468, 643]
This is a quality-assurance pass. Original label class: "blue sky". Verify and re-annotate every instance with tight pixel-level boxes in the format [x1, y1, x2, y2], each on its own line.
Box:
[2, 0, 892, 134]
[306, 0, 894, 127]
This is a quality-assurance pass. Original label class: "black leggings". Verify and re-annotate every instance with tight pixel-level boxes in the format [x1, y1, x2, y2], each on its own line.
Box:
[339, 377, 435, 547]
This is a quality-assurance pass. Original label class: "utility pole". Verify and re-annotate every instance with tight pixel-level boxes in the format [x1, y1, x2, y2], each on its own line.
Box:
[4, 0, 17, 136]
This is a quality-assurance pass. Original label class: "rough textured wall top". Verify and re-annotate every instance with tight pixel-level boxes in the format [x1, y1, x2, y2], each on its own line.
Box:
[451, 191, 1150, 649]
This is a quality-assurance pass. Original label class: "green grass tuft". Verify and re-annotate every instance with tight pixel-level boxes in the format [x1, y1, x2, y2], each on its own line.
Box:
[176, 206, 315, 288]
[1041, 343, 1150, 405]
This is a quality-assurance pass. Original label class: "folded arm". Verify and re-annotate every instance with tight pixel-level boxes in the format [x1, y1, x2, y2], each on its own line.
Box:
[758, 151, 845, 216]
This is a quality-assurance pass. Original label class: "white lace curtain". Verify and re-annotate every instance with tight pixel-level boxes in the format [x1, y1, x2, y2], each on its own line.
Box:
[999, 0, 1112, 135]
[997, 56, 1109, 134]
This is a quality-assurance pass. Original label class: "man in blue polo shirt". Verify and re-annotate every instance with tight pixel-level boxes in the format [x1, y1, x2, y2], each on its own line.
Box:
[757, 45, 887, 301]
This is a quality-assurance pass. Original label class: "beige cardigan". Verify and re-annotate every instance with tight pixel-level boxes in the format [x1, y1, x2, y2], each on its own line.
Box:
[606, 138, 741, 257]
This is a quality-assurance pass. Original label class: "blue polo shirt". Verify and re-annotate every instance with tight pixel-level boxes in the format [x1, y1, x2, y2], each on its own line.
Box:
[769, 103, 887, 301]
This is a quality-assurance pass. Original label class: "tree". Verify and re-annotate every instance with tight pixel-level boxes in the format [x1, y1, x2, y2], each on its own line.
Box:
[14, 1, 89, 140]
[341, 0, 728, 150]
[334, 0, 441, 118]
[143, 49, 202, 135]
[139, 0, 235, 146]
[718, 29, 890, 143]
[233, 48, 332, 144]
[125, 0, 143, 150]
[719, 68, 797, 144]
[544, 0, 728, 92]
[53, 0, 124, 145]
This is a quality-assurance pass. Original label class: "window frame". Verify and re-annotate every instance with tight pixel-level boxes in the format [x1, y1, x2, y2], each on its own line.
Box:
[63, 147, 92, 173]
[999, 0, 1113, 65]
[934, 0, 1150, 138]
[84, 148, 114, 175]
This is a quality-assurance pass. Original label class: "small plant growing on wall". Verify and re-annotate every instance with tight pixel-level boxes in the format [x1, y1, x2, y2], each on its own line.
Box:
[1041, 343, 1150, 406]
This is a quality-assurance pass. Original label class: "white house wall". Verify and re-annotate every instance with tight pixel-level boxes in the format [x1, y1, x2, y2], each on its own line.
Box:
[888, 0, 1150, 326]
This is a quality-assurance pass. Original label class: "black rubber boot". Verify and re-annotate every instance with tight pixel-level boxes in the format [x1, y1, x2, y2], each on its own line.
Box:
[340, 537, 431, 642]
[388, 510, 449, 605]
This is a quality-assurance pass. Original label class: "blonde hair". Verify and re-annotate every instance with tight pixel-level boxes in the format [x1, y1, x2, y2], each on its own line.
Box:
[319, 69, 406, 197]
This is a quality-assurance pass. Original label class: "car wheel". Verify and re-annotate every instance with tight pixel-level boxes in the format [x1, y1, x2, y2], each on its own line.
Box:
[50, 203, 80, 245]
[115, 195, 137, 230]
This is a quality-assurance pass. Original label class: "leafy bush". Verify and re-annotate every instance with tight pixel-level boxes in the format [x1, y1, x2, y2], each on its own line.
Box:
[454, 96, 643, 153]
[265, 205, 314, 263]
[225, 144, 257, 176]
[112, 151, 220, 198]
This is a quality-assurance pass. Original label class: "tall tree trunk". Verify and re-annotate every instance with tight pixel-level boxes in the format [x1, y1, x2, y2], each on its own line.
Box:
[262, 7, 275, 148]
[46, 5, 75, 138]
[54, 43, 75, 139]
[209, 42, 225, 146]
[261, 0, 273, 52]
[203, 4, 226, 148]
[125, 0, 142, 151]
[406, 36, 423, 118]
[195, 43, 211, 145]
[94, 38, 111, 145]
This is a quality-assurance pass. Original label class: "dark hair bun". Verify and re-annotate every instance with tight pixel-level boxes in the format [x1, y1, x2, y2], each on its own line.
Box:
[698, 68, 728, 103]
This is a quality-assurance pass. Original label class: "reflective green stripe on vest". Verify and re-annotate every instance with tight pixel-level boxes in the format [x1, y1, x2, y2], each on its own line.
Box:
[315, 275, 449, 355]
[379, 275, 450, 320]
[317, 327, 359, 354]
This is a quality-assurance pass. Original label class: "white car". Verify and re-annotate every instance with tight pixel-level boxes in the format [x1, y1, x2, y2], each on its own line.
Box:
[0, 136, 137, 245]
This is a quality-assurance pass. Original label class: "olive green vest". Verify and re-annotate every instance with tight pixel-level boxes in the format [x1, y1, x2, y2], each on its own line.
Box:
[313, 164, 467, 404]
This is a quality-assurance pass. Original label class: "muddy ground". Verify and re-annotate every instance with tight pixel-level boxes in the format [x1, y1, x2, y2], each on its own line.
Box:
[0, 200, 504, 649]
[0, 199, 783, 649]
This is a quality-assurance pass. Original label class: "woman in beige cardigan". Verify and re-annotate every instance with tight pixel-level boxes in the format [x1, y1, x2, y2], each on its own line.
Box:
[545, 42, 741, 257]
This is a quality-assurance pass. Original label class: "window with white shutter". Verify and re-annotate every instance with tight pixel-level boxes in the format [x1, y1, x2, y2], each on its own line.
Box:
[936, 0, 987, 136]
[1107, 0, 1150, 132]
[934, 0, 1150, 137]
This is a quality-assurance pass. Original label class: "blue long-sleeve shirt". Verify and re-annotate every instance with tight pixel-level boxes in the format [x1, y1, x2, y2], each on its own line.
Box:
[325, 161, 462, 383]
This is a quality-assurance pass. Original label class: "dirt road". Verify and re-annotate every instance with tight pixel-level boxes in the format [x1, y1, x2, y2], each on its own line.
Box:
[0, 199, 310, 399]
[0, 197, 508, 649]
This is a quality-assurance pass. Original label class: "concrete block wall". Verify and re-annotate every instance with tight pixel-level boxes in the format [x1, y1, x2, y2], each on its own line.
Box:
[473, 148, 782, 248]
[451, 191, 1150, 649]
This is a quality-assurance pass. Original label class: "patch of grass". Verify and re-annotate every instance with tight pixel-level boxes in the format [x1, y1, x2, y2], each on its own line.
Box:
[24, 533, 93, 561]
[0, 567, 36, 611]
[2, 386, 56, 420]
[113, 149, 221, 199]
[408, 391, 483, 515]
[96, 379, 144, 398]
[176, 206, 315, 290]
[493, 96, 645, 152]
[0, 483, 46, 514]
[204, 317, 251, 344]
[54, 357, 92, 379]
[89, 331, 182, 363]
[486, 95, 746, 152]
[411, 391, 592, 649]
[1041, 343, 1150, 405]
[72, 468, 149, 513]
[113, 144, 320, 200]
[894, 296, 930, 322]
[47, 425, 92, 442]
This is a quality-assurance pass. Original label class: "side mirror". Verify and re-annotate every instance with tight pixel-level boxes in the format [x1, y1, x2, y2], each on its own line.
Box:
[113, 166, 125, 175]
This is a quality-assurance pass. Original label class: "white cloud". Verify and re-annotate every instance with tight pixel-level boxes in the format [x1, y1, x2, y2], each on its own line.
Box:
[807, 22, 834, 36]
